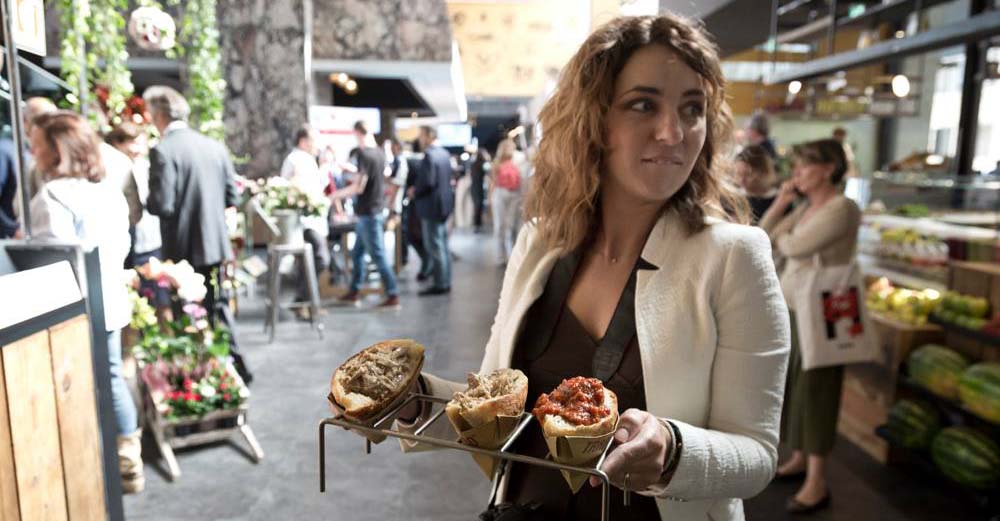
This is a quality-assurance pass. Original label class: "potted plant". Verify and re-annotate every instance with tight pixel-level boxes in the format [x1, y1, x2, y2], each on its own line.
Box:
[248, 177, 329, 245]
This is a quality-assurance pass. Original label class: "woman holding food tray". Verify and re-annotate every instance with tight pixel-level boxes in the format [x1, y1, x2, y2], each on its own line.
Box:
[359, 14, 789, 521]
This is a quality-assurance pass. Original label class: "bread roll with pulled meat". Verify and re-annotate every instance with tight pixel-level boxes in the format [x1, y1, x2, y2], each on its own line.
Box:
[445, 369, 528, 428]
[330, 339, 424, 421]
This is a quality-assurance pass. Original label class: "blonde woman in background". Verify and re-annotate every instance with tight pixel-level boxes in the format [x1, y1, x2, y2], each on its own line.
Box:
[760, 139, 861, 514]
[488, 138, 528, 266]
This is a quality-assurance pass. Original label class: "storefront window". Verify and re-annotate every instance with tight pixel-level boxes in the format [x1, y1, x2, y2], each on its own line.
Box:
[974, 45, 1000, 175]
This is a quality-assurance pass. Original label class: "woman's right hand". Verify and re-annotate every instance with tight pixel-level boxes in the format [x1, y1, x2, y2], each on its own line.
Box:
[775, 180, 797, 207]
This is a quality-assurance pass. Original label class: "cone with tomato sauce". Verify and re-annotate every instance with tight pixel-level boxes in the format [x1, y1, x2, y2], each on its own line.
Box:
[532, 377, 619, 492]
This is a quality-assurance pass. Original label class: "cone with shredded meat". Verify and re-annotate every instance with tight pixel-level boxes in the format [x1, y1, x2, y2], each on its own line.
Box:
[329, 339, 425, 443]
[445, 369, 529, 477]
[533, 377, 619, 493]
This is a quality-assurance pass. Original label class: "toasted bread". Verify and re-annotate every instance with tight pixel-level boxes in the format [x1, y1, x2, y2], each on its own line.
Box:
[330, 339, 424, 421]
[536, 384, 618, 438]
[445, 369, 528, 430]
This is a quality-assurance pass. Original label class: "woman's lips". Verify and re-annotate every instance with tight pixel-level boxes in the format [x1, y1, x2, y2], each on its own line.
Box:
[641, 156, 684, 166]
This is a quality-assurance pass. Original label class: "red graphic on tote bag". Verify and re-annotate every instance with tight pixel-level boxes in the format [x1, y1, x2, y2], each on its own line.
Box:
[821, 287, 864, 340]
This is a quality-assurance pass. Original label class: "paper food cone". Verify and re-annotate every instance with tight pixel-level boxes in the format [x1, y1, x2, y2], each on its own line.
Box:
[542, 419, 618, 493]
[449, 413, 522, 478]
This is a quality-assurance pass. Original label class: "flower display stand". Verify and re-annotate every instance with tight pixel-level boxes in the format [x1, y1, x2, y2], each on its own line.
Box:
[140, 369, 263, 481]
[145, 402, 263, 480]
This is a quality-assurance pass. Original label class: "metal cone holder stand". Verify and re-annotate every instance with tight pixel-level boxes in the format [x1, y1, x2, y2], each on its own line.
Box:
[319, 392, 632, 521]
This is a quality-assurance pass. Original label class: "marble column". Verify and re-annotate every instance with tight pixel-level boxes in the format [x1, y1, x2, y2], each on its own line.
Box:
[218, 0, 311, 179]
[312, 0, 452, 61]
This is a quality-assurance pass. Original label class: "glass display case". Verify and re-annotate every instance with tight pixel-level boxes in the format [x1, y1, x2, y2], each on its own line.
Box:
[854, 170, 1000, 291]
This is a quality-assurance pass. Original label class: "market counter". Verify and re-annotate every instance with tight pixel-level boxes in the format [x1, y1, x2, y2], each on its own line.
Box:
[0, 241, 124, 521]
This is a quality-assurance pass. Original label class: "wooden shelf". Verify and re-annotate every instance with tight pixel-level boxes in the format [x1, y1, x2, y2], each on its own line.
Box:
[898, 376, 1000, 434]
[874, 424, 1000, 511]
[868, 311, 942, 333]
[859, 253, 948, 292]
[928, 315, 1000, 349]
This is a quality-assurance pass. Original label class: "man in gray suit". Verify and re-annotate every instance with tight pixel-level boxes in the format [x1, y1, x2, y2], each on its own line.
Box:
[144, 85, 252, 383]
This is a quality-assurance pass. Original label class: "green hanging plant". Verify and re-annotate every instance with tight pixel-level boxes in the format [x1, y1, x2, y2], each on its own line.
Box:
[57, 0, 134, 131]
[56, 0, 89, 112]
[142, 0, 226, 141]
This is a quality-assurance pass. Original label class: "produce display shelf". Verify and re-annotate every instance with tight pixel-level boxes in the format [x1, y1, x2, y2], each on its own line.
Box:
[898, 376, 1000, 435]
[862, 214, 1000, 243]
[868, 311, 943, 333]
[874, 425, 1000, 512]
[318, 393, 630, 521]
[928, 315, 1000, 348]
[858, 253, 948, 292]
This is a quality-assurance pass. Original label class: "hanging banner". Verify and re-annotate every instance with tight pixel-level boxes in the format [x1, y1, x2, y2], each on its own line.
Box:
[10, 0, 46, 56]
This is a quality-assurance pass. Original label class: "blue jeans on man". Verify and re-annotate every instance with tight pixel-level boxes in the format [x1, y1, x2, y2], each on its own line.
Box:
[420, 218, 450, 290]
[351, 214, 399, 296]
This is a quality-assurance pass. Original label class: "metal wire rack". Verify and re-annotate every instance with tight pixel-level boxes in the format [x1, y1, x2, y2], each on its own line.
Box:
[319, 393, 628, 521]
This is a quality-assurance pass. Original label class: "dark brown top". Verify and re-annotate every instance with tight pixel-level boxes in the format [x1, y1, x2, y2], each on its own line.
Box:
[506, 252, 661, 520]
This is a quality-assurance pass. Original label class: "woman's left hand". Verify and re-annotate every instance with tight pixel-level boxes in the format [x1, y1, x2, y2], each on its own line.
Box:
[589, 408, 672, 490]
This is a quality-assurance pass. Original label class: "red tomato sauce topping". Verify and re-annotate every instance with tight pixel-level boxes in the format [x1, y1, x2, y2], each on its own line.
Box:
[532, 376, 610, 426]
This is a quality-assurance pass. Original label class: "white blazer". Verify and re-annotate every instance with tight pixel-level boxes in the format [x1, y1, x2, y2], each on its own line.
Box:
[413, 211, 790, 520]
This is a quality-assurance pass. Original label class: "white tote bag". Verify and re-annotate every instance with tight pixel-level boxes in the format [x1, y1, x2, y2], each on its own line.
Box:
[793, 256, 878, 370]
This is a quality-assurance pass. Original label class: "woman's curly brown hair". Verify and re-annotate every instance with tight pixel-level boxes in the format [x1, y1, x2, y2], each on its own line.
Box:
[525, 14, 747, 252]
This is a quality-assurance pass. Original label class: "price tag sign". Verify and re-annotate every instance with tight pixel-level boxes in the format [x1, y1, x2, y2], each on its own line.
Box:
[11, 0, 46, 56]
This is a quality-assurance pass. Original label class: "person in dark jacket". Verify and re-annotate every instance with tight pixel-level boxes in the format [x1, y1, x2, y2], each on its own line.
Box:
[0, 137, 20, 238]
[470, 147, 491, 233]
[735, 144, 780, 224]
[410, 126, 454, 295]
[329, 121, 400, 309]
[143, 85, 252, 383]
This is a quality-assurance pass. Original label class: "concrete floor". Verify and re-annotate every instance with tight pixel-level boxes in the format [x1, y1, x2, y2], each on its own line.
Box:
[124, 231, 994, 521]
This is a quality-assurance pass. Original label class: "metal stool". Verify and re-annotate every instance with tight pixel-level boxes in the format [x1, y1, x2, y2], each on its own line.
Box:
[264, 242, 324, 342]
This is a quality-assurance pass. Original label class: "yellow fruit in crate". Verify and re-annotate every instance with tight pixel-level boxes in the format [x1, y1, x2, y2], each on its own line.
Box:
[970, 298, 989, 319]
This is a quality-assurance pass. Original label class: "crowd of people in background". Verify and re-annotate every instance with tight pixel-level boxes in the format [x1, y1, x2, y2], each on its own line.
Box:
[0, 65, 868, 515]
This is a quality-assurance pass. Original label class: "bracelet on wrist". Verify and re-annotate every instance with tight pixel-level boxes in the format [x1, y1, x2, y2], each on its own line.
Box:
[660, 420, 683, 482]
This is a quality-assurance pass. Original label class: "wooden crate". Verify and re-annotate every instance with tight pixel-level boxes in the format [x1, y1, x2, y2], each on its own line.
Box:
[838, 313, 944, 463]
[0, 315, 107, 521]
[141, 368, 263, 480]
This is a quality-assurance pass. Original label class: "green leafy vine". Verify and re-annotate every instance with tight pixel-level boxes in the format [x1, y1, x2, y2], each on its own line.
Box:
[163, 0, 226, 140]
[57, 0, 134, 131]
[58, 0, 225, 141]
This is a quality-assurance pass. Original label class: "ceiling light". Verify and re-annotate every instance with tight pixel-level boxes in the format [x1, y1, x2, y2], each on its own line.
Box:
[344, 79, 358, 94]
[788, 80, 802, 94]
[337, 72, 349, 84]
[411, 112, 418, 118]
[895, 30, 906, 39]
[891, 74, 910, 98]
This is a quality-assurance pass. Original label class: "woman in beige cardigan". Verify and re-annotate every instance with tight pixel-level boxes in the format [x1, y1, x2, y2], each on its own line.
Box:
[394, 15, 790, 520]
[759, 139, 861, 514]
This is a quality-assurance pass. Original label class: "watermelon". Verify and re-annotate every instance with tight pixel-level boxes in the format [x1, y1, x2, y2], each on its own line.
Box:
[931, 427, 1000, 489]
[886, 399, 941, 449]
[958, 363, 1000, 424]
[909, 344, 970, 399]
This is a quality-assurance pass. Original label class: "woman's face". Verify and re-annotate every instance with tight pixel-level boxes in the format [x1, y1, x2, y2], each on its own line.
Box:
[604, 44, 708, 206]
[115, 135, 147, 161]
[734, 161, 755, 192]
[30, 126, 57, 175]
[792, 159, 834, 195]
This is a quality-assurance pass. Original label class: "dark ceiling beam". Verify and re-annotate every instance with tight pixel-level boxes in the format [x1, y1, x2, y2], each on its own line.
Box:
[767, 9, 1000, 84]
[700, 0, 774, 57]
